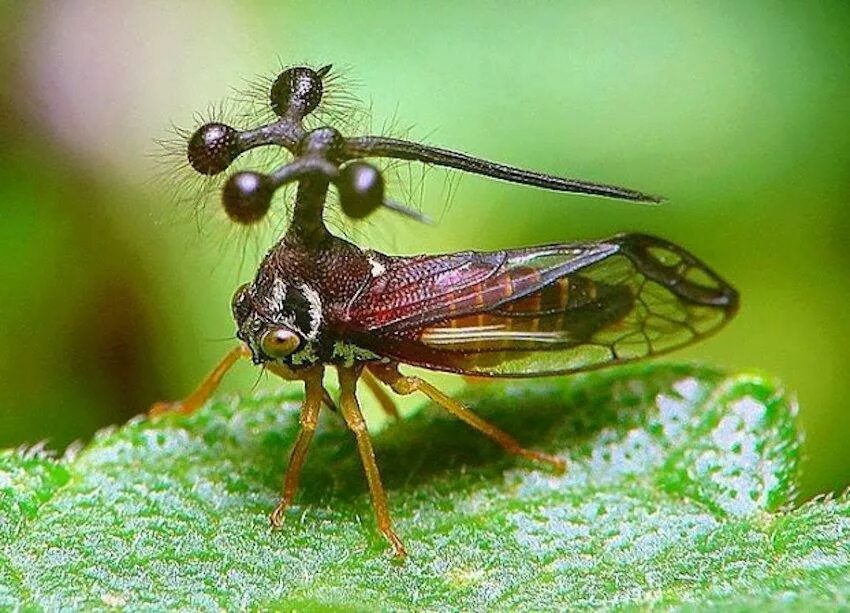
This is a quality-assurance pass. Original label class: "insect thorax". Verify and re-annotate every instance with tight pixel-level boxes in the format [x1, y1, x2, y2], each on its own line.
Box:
[233, 235, 383, 367]
[288, 339, 381, 367]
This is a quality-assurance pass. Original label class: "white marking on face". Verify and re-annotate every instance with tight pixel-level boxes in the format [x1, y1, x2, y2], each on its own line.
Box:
[267, 278, 288, 311]
[299, 283, 323, 340]
[368, 256, 386, 277]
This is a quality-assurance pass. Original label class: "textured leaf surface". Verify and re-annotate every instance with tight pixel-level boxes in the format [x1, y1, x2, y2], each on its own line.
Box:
[1, 364, 848, 609]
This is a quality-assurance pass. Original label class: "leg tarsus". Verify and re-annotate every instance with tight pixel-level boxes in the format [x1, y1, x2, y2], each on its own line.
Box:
[269, 500, 288, 529]
[370, 363, 566, 474]
[382, 525, 407, 559]
[148, 345, 250, 418]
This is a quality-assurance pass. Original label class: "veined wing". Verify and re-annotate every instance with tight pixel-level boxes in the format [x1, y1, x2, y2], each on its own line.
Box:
[347, 241, 620, 331]
[346, 234, 738, 377]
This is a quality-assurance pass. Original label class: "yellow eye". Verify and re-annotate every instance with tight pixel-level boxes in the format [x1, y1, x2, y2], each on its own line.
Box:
[260, 327, 301, 358]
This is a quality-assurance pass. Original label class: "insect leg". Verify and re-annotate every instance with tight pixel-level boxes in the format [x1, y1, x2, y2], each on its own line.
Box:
[321, 389, 338, 412]
[268, 362, 337, 411]
[338, 365, 407, 559]
[363, 367, 401, 419]
[148, 344, 250, 417]
[370, 363, 566, 473]
[269, 365, 325, 528]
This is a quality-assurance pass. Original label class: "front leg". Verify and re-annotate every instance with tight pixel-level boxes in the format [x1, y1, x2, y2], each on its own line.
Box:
[268, 364, 326, 527]
[149, 345, 335, 418]
[338, 365, 407, 559]
[149, 344, 250, 417]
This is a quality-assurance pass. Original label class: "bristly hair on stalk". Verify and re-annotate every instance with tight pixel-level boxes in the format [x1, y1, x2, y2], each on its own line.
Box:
[149, 66, 345, 261]
[322, 103, 459, 247]
[153, 61, 443, 254]
[232, 60, 447, 245]
[151, 60, 663, 271]
[235, 60, 369, 137]
[151, 97, 291, 271]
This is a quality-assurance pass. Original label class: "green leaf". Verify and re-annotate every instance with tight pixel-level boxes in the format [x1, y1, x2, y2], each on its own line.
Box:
[1, 364, 848, 609]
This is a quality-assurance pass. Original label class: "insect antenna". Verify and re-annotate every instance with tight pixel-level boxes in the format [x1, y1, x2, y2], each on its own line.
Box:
[250, 362, 268, 394]
[201, 334, 242, 344]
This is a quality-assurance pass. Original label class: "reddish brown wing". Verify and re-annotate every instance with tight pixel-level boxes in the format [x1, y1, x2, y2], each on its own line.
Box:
[343, 234, 738, 377]
[346, 242, 620, 330]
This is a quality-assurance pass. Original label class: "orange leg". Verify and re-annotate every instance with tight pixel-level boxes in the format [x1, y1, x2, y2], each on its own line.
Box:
[267, 362, 337, 411]
[370, 363, 566, 473]
[149, 344, 250, 417]
[269, 365, 326, 527]
[363, 367, 401, 419]
[338, 365, 407, 559]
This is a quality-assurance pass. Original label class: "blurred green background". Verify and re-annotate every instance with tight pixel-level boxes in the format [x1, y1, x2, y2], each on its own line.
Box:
[0, 1, 848, 499]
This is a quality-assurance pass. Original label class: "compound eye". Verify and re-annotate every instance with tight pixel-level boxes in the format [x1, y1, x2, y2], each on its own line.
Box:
[270, 66, 326, 117]
[260, 327, 301, 359]
[337, 161, 384, 219]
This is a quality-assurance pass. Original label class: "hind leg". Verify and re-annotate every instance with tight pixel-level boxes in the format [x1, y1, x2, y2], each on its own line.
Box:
[369, 362, 566, 473]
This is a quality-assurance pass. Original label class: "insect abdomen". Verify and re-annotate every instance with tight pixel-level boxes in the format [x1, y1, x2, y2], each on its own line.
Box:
[419, 274, 633, 351]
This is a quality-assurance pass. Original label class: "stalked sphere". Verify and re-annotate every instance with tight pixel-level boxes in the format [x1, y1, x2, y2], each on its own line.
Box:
[338, 162, 384, 219]
[186, 122, 239, 175]
[270, 66, 324, 117]
[222, 171, 273, 224]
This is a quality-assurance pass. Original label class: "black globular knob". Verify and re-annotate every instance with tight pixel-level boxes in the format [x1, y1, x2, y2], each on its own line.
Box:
[338, 162, 384, 219]
[270, 66, 324, 117]
[299, 126, 344, 157]
[186, 122, 239, 175]
[222, 171, 273, 224]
